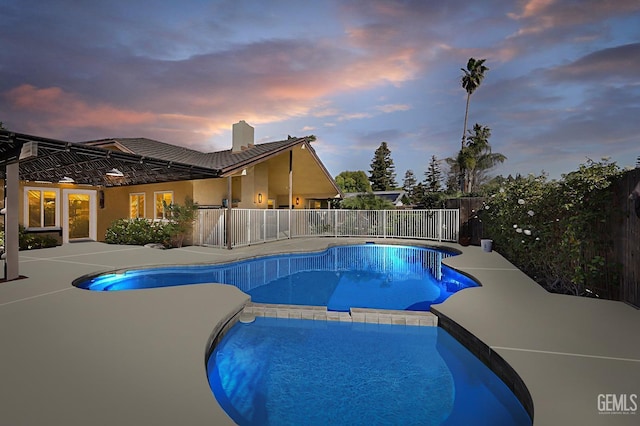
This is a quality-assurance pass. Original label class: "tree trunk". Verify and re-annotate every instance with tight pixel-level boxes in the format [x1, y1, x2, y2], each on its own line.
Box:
[461, 93, 471, 192]
[462, 93, 470, 150]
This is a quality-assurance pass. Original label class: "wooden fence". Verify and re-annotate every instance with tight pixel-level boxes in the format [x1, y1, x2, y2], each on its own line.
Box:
[613, 168, 640, 308]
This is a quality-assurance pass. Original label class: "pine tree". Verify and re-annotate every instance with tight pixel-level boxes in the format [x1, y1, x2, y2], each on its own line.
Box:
[424, 155, 443, 192]
[369, 142, 397, 191]
[402, 170, 417, 192]
[402, 170, 418, 205]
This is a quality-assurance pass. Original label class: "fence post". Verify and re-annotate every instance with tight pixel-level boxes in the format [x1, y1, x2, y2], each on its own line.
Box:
[383, 210, 387, 238]
[334, 209, 338, 238]
[438, 210, 442, 242]
[198, 209, 203, 246]
[246, 210, 251, 245]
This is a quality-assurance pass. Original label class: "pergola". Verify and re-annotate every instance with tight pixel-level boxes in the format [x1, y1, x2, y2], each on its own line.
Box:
[1, 131, 220, 186]
[0, 130, 221, 280]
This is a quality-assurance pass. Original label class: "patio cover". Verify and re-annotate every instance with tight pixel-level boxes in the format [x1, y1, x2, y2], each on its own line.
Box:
[0, 130, 221, 281]
[0, 130, 220, 186]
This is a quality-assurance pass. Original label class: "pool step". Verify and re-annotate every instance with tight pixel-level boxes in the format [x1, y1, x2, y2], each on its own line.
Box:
[242, 303, 437, 326]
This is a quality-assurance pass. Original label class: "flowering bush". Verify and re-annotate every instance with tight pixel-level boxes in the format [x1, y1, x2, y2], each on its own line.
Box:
[481, 159, 622, 298]
[105, 218, 173, 248]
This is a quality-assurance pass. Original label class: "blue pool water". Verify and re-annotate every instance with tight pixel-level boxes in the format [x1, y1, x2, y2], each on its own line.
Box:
[75, 244, 477, 311]
[208, 317, 531, 426]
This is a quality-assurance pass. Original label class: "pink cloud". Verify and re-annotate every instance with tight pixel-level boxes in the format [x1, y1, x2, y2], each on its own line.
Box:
[508, 0, 640, 37]
[5, 84, 155, 127]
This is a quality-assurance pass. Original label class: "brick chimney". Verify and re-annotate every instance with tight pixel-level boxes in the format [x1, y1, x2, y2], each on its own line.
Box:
[232, 120, 254, 153]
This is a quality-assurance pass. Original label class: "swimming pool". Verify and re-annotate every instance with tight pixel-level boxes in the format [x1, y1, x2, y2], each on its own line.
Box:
[208, 317, 531, 425]
[74, 244, 478, 311]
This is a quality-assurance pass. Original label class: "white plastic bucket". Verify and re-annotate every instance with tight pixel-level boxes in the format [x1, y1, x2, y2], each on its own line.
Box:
[481, 239, 493, 252]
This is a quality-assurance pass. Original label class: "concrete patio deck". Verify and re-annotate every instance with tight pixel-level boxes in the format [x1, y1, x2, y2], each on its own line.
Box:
[0, 238, 638, 425]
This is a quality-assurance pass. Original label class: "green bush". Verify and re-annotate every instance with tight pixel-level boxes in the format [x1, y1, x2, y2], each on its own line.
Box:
[163, 196, 199, 248]
[480, 159, 622, 298]
[18, 225, 58, 250]
[105, 218, 172, 247]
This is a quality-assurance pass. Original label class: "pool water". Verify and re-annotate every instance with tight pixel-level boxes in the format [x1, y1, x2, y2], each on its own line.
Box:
[208, 317, 531, 426]
[75, 244, 477, 311]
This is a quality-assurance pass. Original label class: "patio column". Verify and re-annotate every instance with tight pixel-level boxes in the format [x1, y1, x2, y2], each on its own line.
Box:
[4, 162, 20, 280]
[288, 150, 292, 238]
[288, 150, 293, 210]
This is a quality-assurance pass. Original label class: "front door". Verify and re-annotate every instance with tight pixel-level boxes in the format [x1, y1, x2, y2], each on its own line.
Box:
[63, 189, 97, 243]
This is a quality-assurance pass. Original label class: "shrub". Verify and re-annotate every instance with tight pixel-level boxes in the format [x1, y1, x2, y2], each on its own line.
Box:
[18, 225, 58, 250]
[481, 159, 622, 298]
[163, 196, 199, 248]
[105, 218, 172, 247]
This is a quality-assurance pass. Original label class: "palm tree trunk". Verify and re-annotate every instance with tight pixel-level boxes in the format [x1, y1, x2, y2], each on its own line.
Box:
[460, 93, 471, 193]
[462, 93, 470, 150]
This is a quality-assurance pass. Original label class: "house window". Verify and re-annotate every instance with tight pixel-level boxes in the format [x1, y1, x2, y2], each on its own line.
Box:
[155, 191, 173, 220]
[25, 188, 59, 228]
[129, 193, 145, 219]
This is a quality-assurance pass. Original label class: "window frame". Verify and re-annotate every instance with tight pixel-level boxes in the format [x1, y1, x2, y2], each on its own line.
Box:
[23, 187, 61, 229]
[154, 191, 174, 220]
[129, 193, 146, 219]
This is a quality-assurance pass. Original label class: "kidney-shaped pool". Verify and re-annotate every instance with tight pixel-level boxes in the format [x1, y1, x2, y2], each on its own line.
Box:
[74, 244, 478, 311]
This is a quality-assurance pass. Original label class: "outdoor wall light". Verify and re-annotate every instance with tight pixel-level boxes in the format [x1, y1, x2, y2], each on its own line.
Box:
[258, 193, 263, 203]
[106, 168, 124, 177]
[59, 176, 75, 183]
[296, 197, 299, 205]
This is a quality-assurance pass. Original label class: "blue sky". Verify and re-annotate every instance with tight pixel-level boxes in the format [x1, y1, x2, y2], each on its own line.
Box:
[1, 0, 639, 182]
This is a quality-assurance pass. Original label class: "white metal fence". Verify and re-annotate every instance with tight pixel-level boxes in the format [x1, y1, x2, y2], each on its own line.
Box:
[193, 208, 459, 248]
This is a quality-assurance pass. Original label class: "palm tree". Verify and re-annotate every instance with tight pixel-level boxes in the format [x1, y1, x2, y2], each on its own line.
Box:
[462, 124, 506, 193]
[460, 58, 489, 150]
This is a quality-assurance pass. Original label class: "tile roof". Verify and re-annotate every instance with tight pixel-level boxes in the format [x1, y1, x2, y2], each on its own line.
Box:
[1, 131, 334, 190]
[84, 137, 310, 173]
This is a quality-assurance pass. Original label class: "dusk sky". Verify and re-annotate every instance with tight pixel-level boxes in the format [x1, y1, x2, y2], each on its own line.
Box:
[1, 0, 639, 182]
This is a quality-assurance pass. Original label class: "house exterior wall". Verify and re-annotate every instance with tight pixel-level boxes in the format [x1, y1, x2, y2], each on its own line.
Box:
[100, 181, 194, 241]
[266, 146, 338, 208]
[254, 162, 269, 208]
[237, 163, 269, 208]
[192, 178, 227, 206]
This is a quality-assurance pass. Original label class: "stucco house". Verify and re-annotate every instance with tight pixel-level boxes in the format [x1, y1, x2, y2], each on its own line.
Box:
[0, 121, 341, 247]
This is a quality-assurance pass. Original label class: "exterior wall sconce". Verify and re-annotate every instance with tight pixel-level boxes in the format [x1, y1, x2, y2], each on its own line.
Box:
[258, 193, 263, 203]
[295, 197, 300, 205]
[106, 168, 124, 177]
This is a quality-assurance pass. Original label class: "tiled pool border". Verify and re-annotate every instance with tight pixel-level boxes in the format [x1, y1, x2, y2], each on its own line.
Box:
[204, 302, 438, 373]
[432, 307, 534, 422]
[243, 302, 438, 326]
